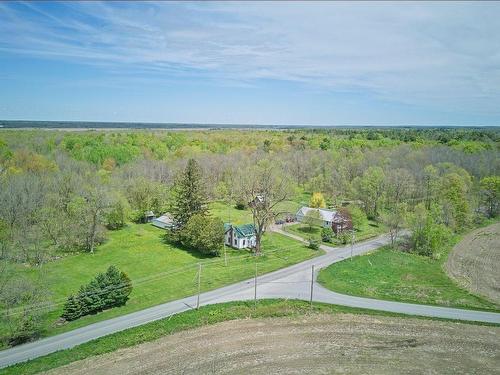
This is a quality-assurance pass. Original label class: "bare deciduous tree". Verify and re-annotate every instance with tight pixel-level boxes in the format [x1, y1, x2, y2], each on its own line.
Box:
[238, 162, 291, 255]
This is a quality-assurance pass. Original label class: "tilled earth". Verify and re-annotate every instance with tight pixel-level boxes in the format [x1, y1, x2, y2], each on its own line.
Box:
[446, 223, 500, 305]
[46, 313, 500, 375]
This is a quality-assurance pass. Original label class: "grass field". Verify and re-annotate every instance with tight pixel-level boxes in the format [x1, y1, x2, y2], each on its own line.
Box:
[209, 200, 302, 225]
[7, 299, 497, 375]
[6, 217, 318, 342]
[285, 220, 386, 246]
[317, 236, 500, 311]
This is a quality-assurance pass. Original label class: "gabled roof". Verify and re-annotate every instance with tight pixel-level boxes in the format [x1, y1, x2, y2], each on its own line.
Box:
[296, 206, 338, 222]
[153, 214, 173, 225]
[224, 223, 256, 238]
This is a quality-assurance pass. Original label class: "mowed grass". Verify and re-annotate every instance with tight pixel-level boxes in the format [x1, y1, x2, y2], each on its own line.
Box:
[317, 244, 500, 311]
[285, 220, 386, 246]
[13, 221, 319, 340]
[209, 200, 302, 225]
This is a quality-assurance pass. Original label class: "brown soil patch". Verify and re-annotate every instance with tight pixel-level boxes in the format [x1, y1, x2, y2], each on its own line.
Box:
[446, 223, 500, 305]
[45, 314, 500, 375]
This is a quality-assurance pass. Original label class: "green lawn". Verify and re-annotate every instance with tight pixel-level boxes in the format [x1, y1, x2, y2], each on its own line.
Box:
[8, 221, 318, 342]
[285, 220, 386, 246]
[4, 298, 480, 375]
[208, 201, 253, 225]
[317, 243, 499, 311]
[209, 200, 302, 225]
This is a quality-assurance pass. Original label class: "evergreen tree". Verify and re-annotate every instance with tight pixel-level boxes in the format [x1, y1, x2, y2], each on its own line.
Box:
[61, 295, 82, 321]
[116, 270, 133, 306]
[170, 159, 208, 231]
[77, 281, 102, 315]
[104, 265, 132, 307]
[95, 271, 114, 308]
[61, 265, 132, 321]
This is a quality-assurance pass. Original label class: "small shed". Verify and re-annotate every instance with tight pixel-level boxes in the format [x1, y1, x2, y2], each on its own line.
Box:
[144, 211, 155, 223]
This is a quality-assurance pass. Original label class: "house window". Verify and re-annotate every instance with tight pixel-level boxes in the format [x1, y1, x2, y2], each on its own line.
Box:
[234, 239, 237, 245]
[243, 239, 246, 246]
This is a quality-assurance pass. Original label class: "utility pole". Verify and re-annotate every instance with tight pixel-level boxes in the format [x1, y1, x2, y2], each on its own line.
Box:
[224, 243, 227, 266]
[254, 261, 258, 306]
[310, 265, 315, 308]
[196, 263, 202, 310]
[350, 230, 354, 261]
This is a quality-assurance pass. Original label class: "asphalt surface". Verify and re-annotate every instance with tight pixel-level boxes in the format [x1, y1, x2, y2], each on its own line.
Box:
[1, 232, 499, 369]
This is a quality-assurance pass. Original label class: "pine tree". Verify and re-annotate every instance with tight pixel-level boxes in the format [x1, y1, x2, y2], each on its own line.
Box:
[170, 159, 208, 231]
[96, 271, 113, 308]
[61, 295, 82, 321]
[78, 281, 103, 315]
[117, 270, 133, 306]
[60, 265, 133, 321]
[104, 265, 125, 307]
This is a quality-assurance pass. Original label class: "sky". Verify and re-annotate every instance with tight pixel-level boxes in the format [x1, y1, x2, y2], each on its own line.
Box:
[0, 1, 499, 126]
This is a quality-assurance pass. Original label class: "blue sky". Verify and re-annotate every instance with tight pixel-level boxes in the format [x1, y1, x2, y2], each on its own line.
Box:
[1, 1, 499, 126]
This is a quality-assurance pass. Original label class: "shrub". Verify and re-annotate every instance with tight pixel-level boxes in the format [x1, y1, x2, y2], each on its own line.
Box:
[61, 266, 132, 321]
[321, 227, 334, 243]
[336, 231, 350, 245]
[235, 200, 247, 210]
[308, 238, 320, 250]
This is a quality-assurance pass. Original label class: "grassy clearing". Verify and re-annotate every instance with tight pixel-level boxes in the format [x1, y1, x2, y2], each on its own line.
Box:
[209, 200, 302, 225]
[5, 298, 492, 375]
[285, 220, 386, 246]
[208, 201, 253, 225]
[317, 236, 500, 311]
[8, 218, 318, 342]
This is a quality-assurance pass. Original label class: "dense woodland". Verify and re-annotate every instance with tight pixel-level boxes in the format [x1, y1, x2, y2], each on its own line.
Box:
[0, 127, 499, 344]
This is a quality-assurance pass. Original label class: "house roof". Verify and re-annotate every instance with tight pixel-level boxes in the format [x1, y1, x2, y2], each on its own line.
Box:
[153, 214, 173, 225]
[297, 206, 338, 222]
[224, 223, 256, 238]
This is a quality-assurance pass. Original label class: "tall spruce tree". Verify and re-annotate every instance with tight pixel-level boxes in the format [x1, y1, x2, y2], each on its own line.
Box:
[170, 159, 208, 231]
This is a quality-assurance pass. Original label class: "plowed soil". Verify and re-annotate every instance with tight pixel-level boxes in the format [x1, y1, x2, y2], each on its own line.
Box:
[46, 313, 500, 375]
[446, 223, 500, 305]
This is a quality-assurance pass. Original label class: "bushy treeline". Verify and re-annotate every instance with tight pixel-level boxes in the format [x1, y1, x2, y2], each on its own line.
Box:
[61, 266, 132, 321]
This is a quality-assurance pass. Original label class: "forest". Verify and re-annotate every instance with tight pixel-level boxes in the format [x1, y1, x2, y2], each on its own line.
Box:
[0, 127, 498, 346]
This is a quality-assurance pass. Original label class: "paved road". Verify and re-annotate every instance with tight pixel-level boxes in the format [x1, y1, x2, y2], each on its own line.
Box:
[1, 233, 499, 369]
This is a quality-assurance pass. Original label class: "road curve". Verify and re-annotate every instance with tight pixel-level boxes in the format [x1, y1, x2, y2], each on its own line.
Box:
[0, 233, 499, 369]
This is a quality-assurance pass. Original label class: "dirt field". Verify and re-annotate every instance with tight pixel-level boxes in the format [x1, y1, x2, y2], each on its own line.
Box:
[446, 222, 500, 305]
[46, 314, 499, 375]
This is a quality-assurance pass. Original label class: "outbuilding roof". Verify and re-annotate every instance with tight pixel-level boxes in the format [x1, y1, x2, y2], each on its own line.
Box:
[296, 206, 338, 222]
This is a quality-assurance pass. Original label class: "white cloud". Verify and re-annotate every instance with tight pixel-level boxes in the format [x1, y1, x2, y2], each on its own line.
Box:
[1, 1, 499, 115]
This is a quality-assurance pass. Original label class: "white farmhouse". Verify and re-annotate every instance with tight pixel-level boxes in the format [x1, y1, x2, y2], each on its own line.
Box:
[224, 223, 256, 249]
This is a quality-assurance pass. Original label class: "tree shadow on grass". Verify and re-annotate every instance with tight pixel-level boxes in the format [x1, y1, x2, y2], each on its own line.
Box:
[296, 226, 321, 235]
[160, 233, 215, 261]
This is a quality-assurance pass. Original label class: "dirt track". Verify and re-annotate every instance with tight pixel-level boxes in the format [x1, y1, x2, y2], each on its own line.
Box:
[46, 314, 499, 375]
[446, 223, 500, 305]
